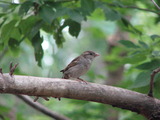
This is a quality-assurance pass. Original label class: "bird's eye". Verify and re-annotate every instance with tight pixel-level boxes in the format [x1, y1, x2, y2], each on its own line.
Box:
[89, 52, 93, 55]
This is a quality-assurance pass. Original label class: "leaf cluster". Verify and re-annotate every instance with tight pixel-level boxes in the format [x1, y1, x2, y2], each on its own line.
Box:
[0, 0, 153, 66]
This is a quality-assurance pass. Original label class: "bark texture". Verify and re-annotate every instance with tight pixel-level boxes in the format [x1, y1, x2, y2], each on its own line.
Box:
[0, 73, 160, 120]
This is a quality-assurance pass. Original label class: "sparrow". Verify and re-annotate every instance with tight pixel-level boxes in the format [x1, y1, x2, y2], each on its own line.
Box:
[60, 51, 99, 83]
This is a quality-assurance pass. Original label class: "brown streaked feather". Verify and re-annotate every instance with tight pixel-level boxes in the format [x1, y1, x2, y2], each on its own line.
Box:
[60, 56, 80, 73]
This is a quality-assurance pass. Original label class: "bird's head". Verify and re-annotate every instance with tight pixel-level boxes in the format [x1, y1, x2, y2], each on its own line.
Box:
[82, 51, 99, 61]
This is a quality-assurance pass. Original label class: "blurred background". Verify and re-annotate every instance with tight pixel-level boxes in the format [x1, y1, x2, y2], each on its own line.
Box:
[0, 0, 160, 120]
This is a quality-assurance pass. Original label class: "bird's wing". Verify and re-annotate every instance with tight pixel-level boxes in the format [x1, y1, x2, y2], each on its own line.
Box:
[60, 56, 80, 72]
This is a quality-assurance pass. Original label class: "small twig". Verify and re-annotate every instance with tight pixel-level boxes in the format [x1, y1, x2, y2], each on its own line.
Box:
[43, 97, 49, 101]
[34, 96, 50, 102]
[9, 63, 18, 76]
[108, 3, 160, 15]
[9, 62, 13, 70]
[34, 96, 39, 102]
[150, 0, 160, 10]
[148, 67, 160, 97]
[55, 97, 61, 101]
[0, 68, 3, 74]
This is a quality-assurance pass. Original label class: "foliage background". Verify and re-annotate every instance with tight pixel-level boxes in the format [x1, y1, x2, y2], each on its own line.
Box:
[0, 0, 160, 120]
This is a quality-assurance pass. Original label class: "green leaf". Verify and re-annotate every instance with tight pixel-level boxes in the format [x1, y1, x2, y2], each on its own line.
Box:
[123, 52, 147, 64]
[19, 17, 43, 41]
[138, 41, 149, 49]
[132, 71, 160, 88]
[52, 7, 69, 20]
[95, 1, 121, 21]
[103, 7, 121, 21]
[0, 13, 5, 17]
[136, 59, 160, 70]
[63, 19, 81, 38]
[19, 1, 33, 15]
[119, 40, 139, 48]
[0, 43, 4, 51]
[121, 18, 142, 35]
[131, 71, 151, 88]
[8, 38, 20, 56]
[80, 0, 95, 16]
[0, 2, 10, 11]
[0, 105, 10, 113]
[152, 51, 160, 57]
[54, 27, 65, 47]
[39, 5, 55, 24]
[18, 16, 40, 36]
[28, 20, 43, 39]
[52, 20, 65, 47]
[68, 21, 81, 37]
[150, 34, 160, 40]
[31, 32, 44, 67]
[42, 22, 55, 33]
[11, 27, 21, 40]
[1, 20, 17, 43]
[67, 9, 84, 23]
[53, 19, 81, 46]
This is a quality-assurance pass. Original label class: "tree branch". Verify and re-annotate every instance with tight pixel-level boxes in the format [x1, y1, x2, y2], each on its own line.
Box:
[16, 95, 70, 120]
[150, 0, 160, 10]
[148, 67, 160, 97]
[0, 74, 160, 120]
[108, 3, 160, 15]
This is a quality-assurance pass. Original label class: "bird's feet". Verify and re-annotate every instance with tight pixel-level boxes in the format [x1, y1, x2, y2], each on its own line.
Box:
[76, 78, 88, 84]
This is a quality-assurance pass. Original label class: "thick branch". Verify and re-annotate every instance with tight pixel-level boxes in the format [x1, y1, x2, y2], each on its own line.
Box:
[16, 95, 70, 120]
[0, 74, 160, 120]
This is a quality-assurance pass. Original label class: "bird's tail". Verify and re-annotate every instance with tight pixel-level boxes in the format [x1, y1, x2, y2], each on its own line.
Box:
[60, 70, 64, 73]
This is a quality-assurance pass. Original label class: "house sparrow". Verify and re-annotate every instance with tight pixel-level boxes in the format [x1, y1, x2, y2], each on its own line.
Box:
[60, 51, 99, 83]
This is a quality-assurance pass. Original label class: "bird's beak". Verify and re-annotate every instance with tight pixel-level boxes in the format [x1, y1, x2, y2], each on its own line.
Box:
[95, 53, 100, 57]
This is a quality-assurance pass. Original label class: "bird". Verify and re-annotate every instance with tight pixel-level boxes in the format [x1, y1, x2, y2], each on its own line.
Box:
[60, 51, 99, 83]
